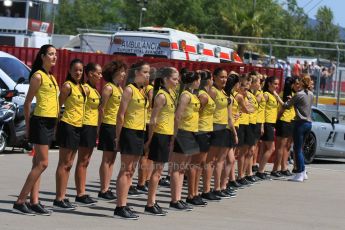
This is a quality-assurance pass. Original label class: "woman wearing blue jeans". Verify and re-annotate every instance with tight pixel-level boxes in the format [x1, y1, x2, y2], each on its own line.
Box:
[276, 74, 314, 182]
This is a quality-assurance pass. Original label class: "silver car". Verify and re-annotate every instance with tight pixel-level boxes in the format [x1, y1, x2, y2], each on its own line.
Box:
[303, 107, 345, 163]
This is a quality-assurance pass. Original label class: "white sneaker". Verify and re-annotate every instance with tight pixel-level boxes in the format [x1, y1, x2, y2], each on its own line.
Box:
[303, 171, 308, 180]
[289, 172, 304, 182]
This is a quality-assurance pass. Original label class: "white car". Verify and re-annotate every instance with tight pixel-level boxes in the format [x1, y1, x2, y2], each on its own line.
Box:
[303, 107, 345, 163]
[0, 51, 31, 105]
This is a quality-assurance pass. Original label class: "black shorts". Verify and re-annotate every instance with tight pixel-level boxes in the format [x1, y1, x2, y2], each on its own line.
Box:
[174, 129, 200, 155]
[238, 124, 256, 147]
[29, 115, 57, 145]
[255, 123, 263, 140]
[119, 127, 145, 155]
[276, 120, 293, 138]
[210, 124, 230, 147]
[195, 131, 211, 152]
[97, 123, 116, 152]
[79, 125, 97, 148]
[148, 133, 171, 163]
[56, 121, 81, 150]
[261, 123, 275, 142]
[226, 129, 236, 148]
[144, 124, 149, 143]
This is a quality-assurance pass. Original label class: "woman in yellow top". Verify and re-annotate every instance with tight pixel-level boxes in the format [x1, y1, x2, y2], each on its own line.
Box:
[74, 63, 102, 206]
[202, 68, 231, 200]
[14, 45, 58, 216]
[143, 67, 179, 215]
[185, 70, 215, 206]
[256, 76, 280, 180]
[170, 71, 200, 211]
[272, 77, 300, 177]
[220, 72, 239, 195]
[114, 61, 150, 220]
[97, 61, 126, 201]
[54, 59, 86, 210]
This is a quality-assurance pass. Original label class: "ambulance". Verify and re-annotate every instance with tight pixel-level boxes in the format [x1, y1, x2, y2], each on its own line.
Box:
[108, 27, 241, 63]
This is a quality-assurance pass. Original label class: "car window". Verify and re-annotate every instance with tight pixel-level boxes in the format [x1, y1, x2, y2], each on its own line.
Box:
[311, 109, 331, 123]
[0, 57, 30, 83]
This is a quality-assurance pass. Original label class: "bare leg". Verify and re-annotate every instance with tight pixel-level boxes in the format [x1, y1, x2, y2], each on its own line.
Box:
[99, 151, 116, 193]
[258, 141, 275, 173]
[75, 146, 93, 196]
[147, 162, 164, 206]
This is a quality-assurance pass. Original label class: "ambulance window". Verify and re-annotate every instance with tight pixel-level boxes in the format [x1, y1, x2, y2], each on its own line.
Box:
[143, 54, 168, 59]
[112, 52, 137, 56]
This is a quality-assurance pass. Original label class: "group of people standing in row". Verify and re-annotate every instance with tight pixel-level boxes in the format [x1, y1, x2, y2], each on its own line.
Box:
[12, 44, 314, 220]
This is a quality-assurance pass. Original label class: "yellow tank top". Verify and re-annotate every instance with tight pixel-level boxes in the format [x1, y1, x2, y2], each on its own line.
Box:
[145, 85, 153, 124]
[279, 92, 296, 122]
[264, 91, 278, 123]
[256, 90, 266, 124]
[61, 81, 86, 127]
[102, 83, 122, 125]
[237, 92, 250, 125]
[154, 89, 175, 135]
[179, 90, 200, 132]
[198, 90, 215, 132]
[212, 86, 228, 125]
[83, 83, 100, 126]
[231, 93, 240, 127]
[248, 91, 258, 124]
[33, 70, 59, 118]
[123, 84, 148, 130]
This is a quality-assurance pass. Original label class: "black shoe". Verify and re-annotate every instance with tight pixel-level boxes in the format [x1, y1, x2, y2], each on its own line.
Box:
[113, 206, 139, 220]
[237, 178, 250, 187]
[213, 190, 231, 199]
[179, 200, 193, 210]
[292, 168, 298, 173]
[159, 177, 171, 187]
[256, 172, 270, 180]
[169, 200, 192, 211]
[13, 202, 35, 216]
[280, 170, 293, 176]
[252, 164, 259, 172]
[75, 195, 97, 206]
[145, 204, 166, 216]
[186, 196, 207, 207]
[53, 199, 76, 210]
[29, 202, 51, 216]
[128, 186, 142, 196]
[98, 189, 117, 201]
[228, 180, 244, 189]
[145, 180, 150, 188]
[201, 192, 221, 202]
[271, 171, 283, 178]
[136, 184, 149, 194]
[245, 175, 257, 183]
[195, 195, 208, 205]
[223, 188, 237, 198]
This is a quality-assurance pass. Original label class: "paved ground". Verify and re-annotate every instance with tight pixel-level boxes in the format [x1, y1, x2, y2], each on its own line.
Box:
[0, 149, 345, 230]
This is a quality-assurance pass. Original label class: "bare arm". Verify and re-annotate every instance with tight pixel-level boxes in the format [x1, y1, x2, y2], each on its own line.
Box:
[115, 86, 132, 148]
[98, 85, 112, 125]
[58, 82, 71, 119]
[146, 93, 166, 145]
[236, 93, 252, 114]
[227, 101, 238, 144]
[198, 93, 208, 111]
[174, 93, 190, 136]
[24, 74, 41, 138]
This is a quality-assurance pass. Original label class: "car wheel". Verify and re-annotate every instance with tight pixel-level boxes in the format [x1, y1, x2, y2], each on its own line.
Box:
[303, 132, 316, 164]
[0, 133, 7, 153]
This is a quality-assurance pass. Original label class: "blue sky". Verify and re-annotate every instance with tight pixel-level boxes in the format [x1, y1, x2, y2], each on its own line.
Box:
[279, 0, 345, 27]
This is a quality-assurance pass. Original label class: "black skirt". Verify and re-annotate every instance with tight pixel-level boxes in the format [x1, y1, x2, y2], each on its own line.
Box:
[148, 133, 171, 163]
[29, 115, 57, 145]
[261, 123, 276, 142]
[119, 127, 145, 155]
[276, 120, 293, 138]
[195, 131, 211, 153]
[173, 129, 200, 155]
[210, 124, 230, 147]
[79, 125, 97, 148]
[56, 121, 81, 150]
[97, 123, 116, 152]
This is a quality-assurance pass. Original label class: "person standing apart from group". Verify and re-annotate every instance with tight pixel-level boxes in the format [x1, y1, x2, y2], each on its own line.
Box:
[54, 59, 86, 210]
[14, 45, 59, 216]
[74, 63, 102, 205]
[98, 61, 127, 201]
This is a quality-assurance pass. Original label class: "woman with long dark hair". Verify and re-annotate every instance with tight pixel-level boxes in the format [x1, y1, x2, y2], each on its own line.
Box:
[13, 44, 58, 216]
[54, 59, 86, 210]
[74, 63, 102, 205]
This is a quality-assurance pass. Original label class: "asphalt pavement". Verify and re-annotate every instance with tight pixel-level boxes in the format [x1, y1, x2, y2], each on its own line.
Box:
[0, 149, 345, 230]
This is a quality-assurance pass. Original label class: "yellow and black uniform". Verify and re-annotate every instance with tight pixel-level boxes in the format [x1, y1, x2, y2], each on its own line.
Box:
[210, 86, 230, 147]
[29, 70, 59, 145]
[261, 91, 278, 142]
[255, 90, 266, 140]
[120, 83, 148, 155]
[276, 92, 295, 138]
[237, 92, 253, 147]
[98, 82, 122, 151]
[148, 88, 175, 163]
[247, 90, 259, 145]
[174, 90, 201, 155]
[57, 80, 86, 150]
[195, 89, 215, 152]
[79, 82, 100, 148]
